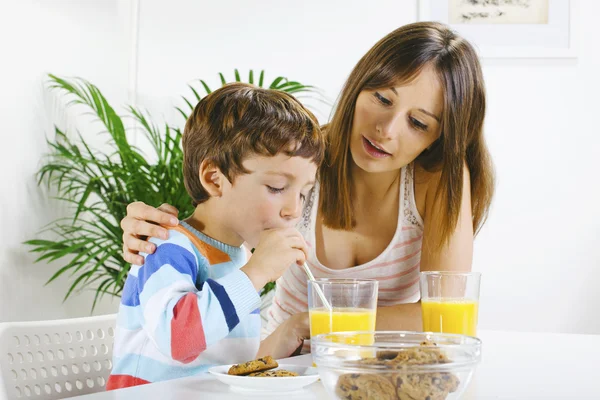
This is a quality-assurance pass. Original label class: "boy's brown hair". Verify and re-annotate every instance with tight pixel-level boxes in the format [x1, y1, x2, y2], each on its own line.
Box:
[183, 83, 324, 206]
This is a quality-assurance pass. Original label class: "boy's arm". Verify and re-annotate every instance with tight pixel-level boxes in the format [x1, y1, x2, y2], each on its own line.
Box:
[258, 312, 309, 359]
[127, 238, 261, 364]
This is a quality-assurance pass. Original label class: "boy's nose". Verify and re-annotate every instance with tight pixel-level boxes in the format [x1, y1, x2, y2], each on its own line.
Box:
[280, 196, 303, 221]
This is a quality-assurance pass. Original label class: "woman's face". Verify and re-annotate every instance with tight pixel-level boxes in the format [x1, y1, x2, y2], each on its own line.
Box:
[350, 65, 444, 174]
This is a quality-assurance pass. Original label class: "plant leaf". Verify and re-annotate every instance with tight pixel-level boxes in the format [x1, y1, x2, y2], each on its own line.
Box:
[199, 80, 211, 95]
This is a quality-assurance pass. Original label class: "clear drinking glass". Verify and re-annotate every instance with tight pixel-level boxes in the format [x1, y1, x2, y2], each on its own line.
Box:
[308, 279, 378, 345]
[420, 271, 481, 336]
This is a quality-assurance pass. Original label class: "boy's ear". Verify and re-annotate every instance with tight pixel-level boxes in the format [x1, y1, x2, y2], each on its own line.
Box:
[199, 160, 226, 198]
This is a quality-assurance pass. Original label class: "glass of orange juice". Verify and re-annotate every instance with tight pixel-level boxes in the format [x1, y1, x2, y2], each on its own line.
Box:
[420, 271, 481, 337]
[308, 279, 378, 346]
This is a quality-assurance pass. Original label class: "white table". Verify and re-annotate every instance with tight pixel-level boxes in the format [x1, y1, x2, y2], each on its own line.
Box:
[73, 330, 600, 399]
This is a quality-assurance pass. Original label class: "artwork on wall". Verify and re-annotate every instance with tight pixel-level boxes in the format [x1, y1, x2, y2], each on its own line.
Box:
[418, 0, 577, 58]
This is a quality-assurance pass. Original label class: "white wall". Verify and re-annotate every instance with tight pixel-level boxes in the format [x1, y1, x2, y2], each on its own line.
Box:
[2, 0, 598, 334]
[474, 12, 600, 333]
[134, 0, 418, 125]
[0, 0, 131, 322]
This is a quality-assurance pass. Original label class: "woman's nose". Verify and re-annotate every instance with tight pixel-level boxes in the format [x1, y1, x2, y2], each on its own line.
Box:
[376, 112, 404, 140]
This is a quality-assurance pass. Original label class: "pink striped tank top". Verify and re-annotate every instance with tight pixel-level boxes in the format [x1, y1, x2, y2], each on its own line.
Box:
[263, 164, 424, 342]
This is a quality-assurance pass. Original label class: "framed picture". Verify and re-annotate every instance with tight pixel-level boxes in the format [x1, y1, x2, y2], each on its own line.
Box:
[417, 0, 578, 58]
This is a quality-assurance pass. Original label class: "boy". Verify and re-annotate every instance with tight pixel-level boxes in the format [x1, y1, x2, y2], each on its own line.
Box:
[107, 83, 324, 390]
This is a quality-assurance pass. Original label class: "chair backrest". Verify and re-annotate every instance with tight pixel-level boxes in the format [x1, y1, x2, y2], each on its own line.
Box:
[0, 314, 116, 400]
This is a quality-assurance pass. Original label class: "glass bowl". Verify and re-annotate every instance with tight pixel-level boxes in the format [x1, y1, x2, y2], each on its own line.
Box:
[311, 331, 481, 400]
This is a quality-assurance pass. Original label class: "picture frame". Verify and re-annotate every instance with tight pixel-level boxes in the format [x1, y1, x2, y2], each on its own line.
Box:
[417, 0, 578, 58]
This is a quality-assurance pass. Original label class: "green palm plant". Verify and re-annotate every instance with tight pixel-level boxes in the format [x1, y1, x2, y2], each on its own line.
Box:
[25, 70, 323, 310]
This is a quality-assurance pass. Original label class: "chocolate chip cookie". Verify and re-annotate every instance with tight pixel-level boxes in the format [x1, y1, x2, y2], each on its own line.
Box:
[335, 342, 461, 400]
[391, 372, 460, 400]
[336, 373, 397, 400]
[248, 369, 299, 377]
[227, 356, 278, 376]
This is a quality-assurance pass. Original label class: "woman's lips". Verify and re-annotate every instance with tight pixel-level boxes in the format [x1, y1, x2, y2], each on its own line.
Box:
[362, 136, 392, 158]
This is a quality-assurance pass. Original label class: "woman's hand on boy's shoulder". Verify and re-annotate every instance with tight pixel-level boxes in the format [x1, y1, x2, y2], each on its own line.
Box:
[121, 201, 180, 265]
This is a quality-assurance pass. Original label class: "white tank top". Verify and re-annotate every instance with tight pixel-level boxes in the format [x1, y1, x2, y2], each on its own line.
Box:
[263, 164, 424, 342]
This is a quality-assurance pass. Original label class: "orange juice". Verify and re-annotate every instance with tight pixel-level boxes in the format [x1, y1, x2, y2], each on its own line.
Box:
[421, 298, 478, 336]
[309, 307, 376, 345]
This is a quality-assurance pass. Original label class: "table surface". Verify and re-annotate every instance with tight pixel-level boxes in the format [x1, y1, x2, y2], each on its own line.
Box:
[72, 330, 600, 400]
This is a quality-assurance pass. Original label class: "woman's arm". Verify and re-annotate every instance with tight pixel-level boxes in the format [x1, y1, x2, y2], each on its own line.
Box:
[375, 303, 422, 331]
[376, 164, 474, 331]
[420, 163, 474, 273]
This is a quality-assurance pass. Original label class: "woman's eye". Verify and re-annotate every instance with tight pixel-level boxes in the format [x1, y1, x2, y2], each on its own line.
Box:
[300, 193, 307, 202]
[410, 117, 428, 131]
[374, 92, 392, 106]
[267, 186, 284, 193]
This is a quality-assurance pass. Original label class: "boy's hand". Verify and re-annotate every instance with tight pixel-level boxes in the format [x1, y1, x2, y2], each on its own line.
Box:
[257, 312, 310, 359]
[241, 228, 308, 291]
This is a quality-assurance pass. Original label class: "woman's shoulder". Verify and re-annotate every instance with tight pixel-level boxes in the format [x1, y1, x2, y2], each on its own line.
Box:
[414, 162, 470, 189]
[412, 163, 437, 219]
[413, 162, 471, 219]
[414, 162, 442, 186]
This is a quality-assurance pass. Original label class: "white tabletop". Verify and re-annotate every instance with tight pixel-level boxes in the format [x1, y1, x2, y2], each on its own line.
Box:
[73, 330, 600, 400]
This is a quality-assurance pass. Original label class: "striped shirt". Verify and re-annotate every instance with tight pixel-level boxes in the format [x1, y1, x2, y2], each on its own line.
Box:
[263, 164, 423, 350]
[107, 221, 261, 390]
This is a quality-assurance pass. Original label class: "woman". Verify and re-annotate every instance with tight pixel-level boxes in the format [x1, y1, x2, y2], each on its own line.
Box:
[120, 21, 494, 357]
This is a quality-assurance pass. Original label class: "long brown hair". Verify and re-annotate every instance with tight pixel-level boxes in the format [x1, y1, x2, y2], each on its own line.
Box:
[319, 21, 494, 246]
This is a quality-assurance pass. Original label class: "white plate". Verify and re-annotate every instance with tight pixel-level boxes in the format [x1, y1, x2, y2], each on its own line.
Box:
[208, 363, 319, 393]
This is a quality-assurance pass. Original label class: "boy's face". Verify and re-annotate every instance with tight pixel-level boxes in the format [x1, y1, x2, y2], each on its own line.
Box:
[220, 153, 317, 248]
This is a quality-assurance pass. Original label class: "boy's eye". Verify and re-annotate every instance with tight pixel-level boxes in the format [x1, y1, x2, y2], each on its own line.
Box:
[410, 117, 428, 132]
[374, 92, 392, 106]
[266, 185, 284, 194]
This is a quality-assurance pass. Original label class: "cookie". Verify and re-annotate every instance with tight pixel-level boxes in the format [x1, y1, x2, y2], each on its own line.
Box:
[248, 369, 299, 377]
[360, 348, 447, 369]
[338, 342, 460, 400]
[376, 350, 401, 360]
[227, 356, 278, 376]
[336, 373, 397, 400]
[371, 344, 449, 368]
[391, 372, 460, 400]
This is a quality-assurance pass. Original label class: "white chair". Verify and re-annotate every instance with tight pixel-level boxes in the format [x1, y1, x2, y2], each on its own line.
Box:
[0, 314, 116, 400]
